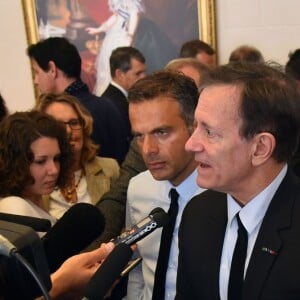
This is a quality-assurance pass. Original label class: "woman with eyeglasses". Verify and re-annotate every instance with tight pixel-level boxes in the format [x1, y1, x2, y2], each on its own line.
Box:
[37, 93, 120, 219]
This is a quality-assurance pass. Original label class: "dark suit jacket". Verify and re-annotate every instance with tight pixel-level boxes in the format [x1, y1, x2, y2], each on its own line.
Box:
[102, 84, 132, 163]
[176, 170, 300, 300]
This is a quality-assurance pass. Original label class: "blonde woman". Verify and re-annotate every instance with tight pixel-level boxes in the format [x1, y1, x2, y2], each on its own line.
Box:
[37, 93, 120, 219]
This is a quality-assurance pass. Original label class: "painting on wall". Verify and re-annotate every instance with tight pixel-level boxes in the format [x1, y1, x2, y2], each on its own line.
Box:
[22, 0, 217, 95]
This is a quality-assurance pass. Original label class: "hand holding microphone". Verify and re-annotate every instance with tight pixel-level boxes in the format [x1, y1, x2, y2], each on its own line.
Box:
[49, 242, 115, 300]
[83, 207, 169, 300]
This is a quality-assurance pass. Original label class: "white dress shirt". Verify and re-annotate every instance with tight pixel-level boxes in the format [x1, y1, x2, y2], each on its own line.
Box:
[126, 169, 205, 300]
[219, 164, 287, 300]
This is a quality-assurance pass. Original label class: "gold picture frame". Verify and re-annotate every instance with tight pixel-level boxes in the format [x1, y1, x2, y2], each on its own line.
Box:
[22, 0, 217, 91]
[199, 0, 217, 52]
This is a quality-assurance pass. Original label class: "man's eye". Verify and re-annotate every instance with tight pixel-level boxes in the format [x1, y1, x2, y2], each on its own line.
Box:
[156, 129, 168, 136]
[134, 134, 143, 140]
[206, 128, 215, 137]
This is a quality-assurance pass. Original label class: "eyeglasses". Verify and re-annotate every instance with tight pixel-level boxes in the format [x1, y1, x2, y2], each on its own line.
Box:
[61, 118, 83, 130]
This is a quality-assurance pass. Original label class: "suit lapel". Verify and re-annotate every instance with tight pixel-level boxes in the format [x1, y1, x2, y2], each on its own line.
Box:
[243, 170, 297, 299]
[105, 84, 128, 112]
[198, 190, 228, 299]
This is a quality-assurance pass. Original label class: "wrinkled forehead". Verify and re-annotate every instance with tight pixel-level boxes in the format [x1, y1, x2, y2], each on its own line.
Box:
[197, 84, 242, 121]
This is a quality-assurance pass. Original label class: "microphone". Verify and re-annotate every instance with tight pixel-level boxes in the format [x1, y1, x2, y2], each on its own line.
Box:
[0, 212, 51, 232]
[43, 203, 105, 273]
[83, 243, 133, 300]
[114, 207, 169, 246]
[83, 207, 169, 300]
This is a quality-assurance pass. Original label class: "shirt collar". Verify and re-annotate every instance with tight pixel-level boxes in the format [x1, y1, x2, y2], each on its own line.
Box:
[111, 80, 128, 97]
[169, 169, 204, 203]
[64, 79, 89, 95]
[227, 164, 287, 233]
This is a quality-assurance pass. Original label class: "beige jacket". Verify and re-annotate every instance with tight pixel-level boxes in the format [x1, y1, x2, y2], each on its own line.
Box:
[85, 156, 120, 205]
[43, 156, 119, 216]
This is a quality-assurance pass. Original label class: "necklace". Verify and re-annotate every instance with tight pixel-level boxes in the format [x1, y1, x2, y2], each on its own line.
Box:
[61, 169, 84, 203]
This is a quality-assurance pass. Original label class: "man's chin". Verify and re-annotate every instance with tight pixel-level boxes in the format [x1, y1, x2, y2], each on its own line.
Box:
[149, 169, 169, 181]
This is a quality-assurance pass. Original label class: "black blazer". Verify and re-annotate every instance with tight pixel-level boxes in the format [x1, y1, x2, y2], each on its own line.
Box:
[176, 170, 300, 300]
[102, 84, 128, 118]
[102, 84, 132, 164]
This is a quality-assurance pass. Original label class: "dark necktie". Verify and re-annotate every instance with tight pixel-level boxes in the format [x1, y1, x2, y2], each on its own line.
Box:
[152, 188, 179, 300]
[228, 213, 248, 300]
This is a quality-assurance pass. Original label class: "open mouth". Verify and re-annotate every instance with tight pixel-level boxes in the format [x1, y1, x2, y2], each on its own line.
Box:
[199, 161, 210, 168]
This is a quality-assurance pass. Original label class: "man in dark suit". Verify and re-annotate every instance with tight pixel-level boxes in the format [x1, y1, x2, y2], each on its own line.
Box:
[102, 47, 146, 164]
[176, 62, 300, 300]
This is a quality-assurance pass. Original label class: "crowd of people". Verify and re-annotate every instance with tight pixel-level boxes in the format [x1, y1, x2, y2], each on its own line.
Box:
[1, 35, 300, 300]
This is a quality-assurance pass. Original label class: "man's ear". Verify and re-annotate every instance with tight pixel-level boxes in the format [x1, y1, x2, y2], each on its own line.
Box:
[48, 61, 58, 78]
[252, 132, 276, 166]
[115, 69, 125, 81]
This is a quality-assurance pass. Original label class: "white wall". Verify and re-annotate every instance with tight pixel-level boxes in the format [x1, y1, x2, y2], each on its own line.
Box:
[1, 0, 300, 112]
[217, 0, 300, 65]
[0, 0, 35, 113]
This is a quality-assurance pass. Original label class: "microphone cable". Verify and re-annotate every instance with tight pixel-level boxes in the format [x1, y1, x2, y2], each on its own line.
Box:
[0, 234, 51, 300]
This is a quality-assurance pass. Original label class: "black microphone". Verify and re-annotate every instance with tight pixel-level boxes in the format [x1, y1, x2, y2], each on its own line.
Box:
[83, 243, 133, 300]
[0, 212, 51, 232]
[43, 203, 105, 273]
[113, 207, 169, 246]
[83, 207, 169, 300]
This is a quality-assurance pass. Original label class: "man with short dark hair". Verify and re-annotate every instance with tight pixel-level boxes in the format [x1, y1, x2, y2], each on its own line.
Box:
[27, 37, 127, 163]
[101, 46, 146, 163]
[125, 71, 206, 299]
[180, 39, 216, 68]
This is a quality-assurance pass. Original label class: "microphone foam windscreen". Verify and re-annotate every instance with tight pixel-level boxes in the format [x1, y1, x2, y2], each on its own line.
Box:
[84, 243, 133, 300]
[151, 207, 169, 227]
[43, 203, 105, 273]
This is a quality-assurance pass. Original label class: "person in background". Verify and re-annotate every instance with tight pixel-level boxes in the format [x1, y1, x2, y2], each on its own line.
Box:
[285, 48, 300, 89]
[37, 93, 119, 219]
[101, 46, 146, 163]
[179, 39, 216, 68]
[27, 37, 127, 163]
[88, 58, 210, 249]
[0, 111, 73, 231]
[0, 93, 8, 122]
[285, 48, 300, 177]
[165, 57, 210, 88]
[125, 71, 206, 299]
[176, 62, 300, 299]
[229, 45, 264, 63]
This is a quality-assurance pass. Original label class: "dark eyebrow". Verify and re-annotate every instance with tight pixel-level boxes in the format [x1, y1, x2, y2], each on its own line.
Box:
[132, 126, 173, 136]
